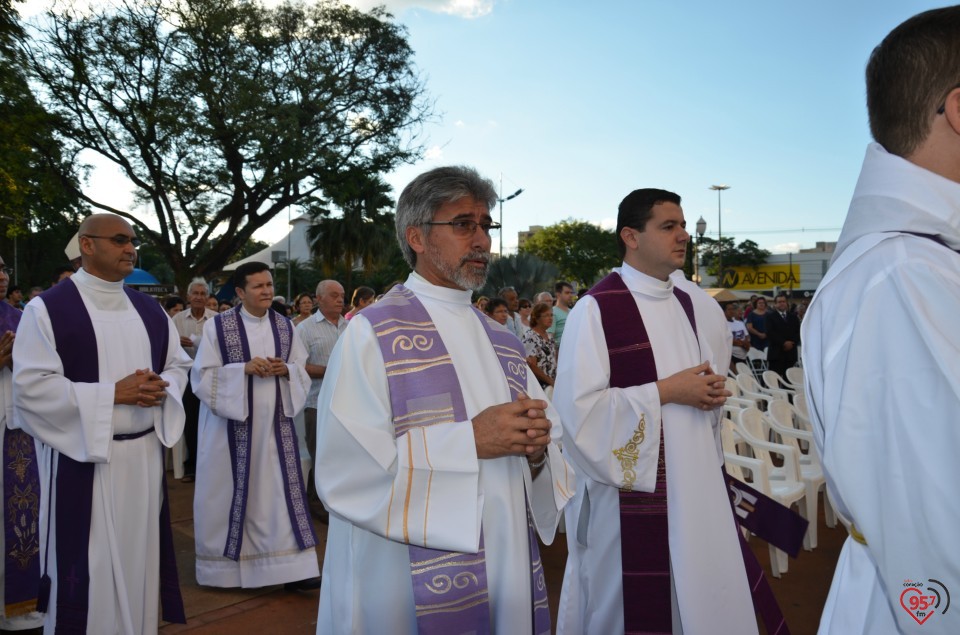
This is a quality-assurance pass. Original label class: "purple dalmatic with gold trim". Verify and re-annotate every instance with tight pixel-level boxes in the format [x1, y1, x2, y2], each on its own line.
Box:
[1, 301, 43, 620]
[364, 285, 550, 635]
[588, 272, 799, 635]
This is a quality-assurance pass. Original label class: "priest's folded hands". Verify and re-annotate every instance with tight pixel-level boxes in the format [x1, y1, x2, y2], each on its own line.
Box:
[114, 368, 169, 407]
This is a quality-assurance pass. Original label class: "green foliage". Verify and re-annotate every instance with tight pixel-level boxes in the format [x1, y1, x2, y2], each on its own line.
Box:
[306, 168, 398, 290]
[0, 0, 84, 287]
[480, 252, 558, 300]
[519, 220, 619, 287]
[24, 0, 432, 293]
[697, 237, 771, 286]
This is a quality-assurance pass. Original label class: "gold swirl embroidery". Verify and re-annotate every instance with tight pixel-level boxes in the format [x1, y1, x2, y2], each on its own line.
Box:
[507, 361, 526, 377]
[425, 572, 480, 594]
[392, 334, 434, 354]
[612, 414, 646, 491]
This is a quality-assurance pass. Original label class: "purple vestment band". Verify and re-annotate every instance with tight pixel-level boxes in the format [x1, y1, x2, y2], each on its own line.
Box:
[363, 285, 550, 635]
[589, 272, 791, 634]
[214, 307, 316, 561]
[38, 278, 186, 630]
[1, 302, 42, 619]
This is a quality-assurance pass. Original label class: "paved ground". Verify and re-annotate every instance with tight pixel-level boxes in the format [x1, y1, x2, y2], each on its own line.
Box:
[157, 474, 843, 634]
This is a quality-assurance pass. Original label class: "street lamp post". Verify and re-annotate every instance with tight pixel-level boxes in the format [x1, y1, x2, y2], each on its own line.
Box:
[497, 174, 523, 257]
[709, 185, 730, 284]
[695, 216, 706, 286]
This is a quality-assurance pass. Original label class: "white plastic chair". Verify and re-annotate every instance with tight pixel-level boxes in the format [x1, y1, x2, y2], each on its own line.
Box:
[747, 346, 767, 377]
[784, 367, 805, 391]
[763, 370, 798, 400]
[765, 401, 835, 548]
[736, 373, 779, 409]
[733, 361, 752, 379]
[727, 410, 805, 577]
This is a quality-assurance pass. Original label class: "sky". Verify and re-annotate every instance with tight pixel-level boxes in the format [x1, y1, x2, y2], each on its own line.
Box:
[17, 0, 950, 255]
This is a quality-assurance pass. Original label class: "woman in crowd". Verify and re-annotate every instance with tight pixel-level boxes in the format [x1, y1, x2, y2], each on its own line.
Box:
[345, 286, 375, 320]
[292, 291, 315, 326]
[483, 297, 509, 326]
[474, 295, 489, 312]
[745, 296, 769, 351]
[522, 302, 558, 394]
[164, 295, 184, 317]
[517, 298, 532, 334]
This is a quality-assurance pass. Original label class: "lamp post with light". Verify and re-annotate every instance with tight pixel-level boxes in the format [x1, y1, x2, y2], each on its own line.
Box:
[497, 174, 523, 257]
[709, 185, 730, 284]
[695, 216, 706, 286]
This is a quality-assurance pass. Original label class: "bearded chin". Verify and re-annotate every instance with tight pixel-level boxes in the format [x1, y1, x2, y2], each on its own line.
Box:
[452, 263, 487, 291]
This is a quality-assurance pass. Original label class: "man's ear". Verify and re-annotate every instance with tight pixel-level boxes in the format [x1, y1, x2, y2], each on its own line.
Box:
[944, 87, 960, 135]
[406, 225, 427, 256]
[619, 227, 639, 251]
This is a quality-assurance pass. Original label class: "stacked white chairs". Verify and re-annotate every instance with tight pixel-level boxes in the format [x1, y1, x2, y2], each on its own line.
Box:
[725, 408, 805, 577]
[765, 400, 836, 548]
[762, 370, 799, 402]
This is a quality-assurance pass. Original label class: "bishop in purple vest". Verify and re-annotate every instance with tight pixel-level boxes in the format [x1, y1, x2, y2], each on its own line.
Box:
[314, 166, 574, 634]
[12, 214, 191, 634]
[555, 190, 759, 634]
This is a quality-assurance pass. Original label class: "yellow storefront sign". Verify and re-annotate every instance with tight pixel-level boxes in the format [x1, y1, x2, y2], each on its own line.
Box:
[719, 264, 800, 290]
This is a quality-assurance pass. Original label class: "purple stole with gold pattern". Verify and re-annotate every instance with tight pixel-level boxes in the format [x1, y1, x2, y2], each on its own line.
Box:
[1, 301, 43, 619]
[364, 285, 550, 635]
[213, 307, 316, 560]
[38, 277, 186, 630]
[589, 272, 792, 635]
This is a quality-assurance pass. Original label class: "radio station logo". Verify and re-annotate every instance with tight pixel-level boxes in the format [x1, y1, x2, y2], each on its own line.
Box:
[900, 579, 950, 626]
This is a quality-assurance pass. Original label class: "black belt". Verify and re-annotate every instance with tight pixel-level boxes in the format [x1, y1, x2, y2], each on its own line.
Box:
[113, 427, 154, 441]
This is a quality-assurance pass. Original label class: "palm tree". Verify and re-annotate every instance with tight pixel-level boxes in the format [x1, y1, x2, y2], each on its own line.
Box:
[481, 252, 558, 300]
[307, 169, 396, 290]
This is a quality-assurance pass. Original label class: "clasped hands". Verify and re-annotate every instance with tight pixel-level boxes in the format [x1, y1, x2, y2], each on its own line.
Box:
[115, 368, 169, 408]
[472, 393, 551, 462]
[244, 356, 288, 378]
[656, 361, 731, 412]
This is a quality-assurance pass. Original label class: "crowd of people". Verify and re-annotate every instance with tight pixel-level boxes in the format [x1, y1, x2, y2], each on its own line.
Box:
[0, 6, 958, 633]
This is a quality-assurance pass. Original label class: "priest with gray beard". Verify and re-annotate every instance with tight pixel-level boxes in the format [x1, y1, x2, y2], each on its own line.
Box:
[313, 166, 574, 634]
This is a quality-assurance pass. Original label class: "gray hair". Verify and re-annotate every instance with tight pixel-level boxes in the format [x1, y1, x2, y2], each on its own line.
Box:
[187, 277, 209, 296]
[395, 166, 498, 268]
[534, 291, 553, 304]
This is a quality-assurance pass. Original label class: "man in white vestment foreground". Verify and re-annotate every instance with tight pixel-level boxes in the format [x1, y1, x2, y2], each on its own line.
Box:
[0, 254, 44, 631]
[555, 189, 760, 634]
[192, 262, 320, 591]
[314, 166, 574, 634]
[801, 8, 960, 634]
[13, 214, 191, 634]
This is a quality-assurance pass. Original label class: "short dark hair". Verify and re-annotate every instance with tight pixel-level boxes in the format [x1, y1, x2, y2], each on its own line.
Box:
[350, 286, 375, 305]
[554, 281, 572, 294]
[232, 261, 271, 290]
[484, 297, 508, 316]
[866, 6, 960, 157]
[163, 295, 184, 311]
[616, 189, 682, 258]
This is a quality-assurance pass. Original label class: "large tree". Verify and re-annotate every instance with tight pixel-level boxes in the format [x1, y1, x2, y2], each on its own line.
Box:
[519, 220, 619, 288]
[25, 0, 431, 291]
[0, 0, 83, 287]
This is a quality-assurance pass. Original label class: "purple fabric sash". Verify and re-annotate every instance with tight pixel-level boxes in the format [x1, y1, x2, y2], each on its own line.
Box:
[2, 302, 43, 618]
[588, 273, 694, 634]
[363, 285, 550, 635]
[213, 307, 315, 561]
[39, 277, 186, 629]
[589, 272, 790, 635]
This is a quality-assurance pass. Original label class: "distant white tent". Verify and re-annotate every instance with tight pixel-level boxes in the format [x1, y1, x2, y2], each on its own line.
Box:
[223, 215, 315, 271]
